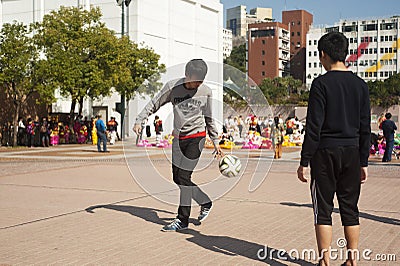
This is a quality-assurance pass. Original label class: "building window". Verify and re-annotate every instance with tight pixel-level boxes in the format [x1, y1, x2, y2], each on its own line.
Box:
[262, 50, 265, 55]
[381, 36, 384, 42]
[292, 32, 294, 36]
[389, 35, 393, 41]
[350, 38, 353, 43]
[389, 47, 393, 53]
[314, 62, 317, 68]
[374, 48, 377, 54]
[314, 51, 317, 56]
[297, 32, 300, 36]
[380, 48, 384, 53]
[380, 72, 384, 77]
[262, 40, 266, 44]
[385, 36, 388, 41]
[262, 71, 265, 76]
[361, 37, 364, 42]
[314, 40, 317, 45]
[309, 51, 312, 56]
[309, 40, 311, 45]
[309, 63, 312, 68]
[262, 61, 265, 65]
[385, 47, 389, 53]
[361, 49, 364, 54]
[374, 36, 377, 42]
[298, 21, 301, 25]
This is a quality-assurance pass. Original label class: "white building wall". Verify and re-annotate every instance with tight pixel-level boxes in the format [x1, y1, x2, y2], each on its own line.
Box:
[306, 17, 400, 89]
[222, 28, 233, 59]
[0, 0, 224, 138]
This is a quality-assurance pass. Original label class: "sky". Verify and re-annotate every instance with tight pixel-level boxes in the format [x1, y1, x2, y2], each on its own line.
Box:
[220, 0, 400, 26]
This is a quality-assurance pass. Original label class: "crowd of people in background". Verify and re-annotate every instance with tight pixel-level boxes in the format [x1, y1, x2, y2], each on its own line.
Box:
[0, 114, 120, 148]
[221, 114, 305, 159]
[1, 111, 398, 161]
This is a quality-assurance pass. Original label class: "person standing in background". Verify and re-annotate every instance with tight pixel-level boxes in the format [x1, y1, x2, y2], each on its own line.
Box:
[381, 112, 397, 162]
[95, 114, 108, 152]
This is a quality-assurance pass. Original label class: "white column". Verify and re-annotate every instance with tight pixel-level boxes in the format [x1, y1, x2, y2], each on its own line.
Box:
[39, 0, 44, 21]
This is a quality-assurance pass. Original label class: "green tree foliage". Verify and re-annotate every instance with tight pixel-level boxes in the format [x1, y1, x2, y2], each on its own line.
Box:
[368, 73, 400, 109]
[224, 44, 246, 73]
[259, 76, 306, 106]
[33, 6, 165, 124]
[0, 22, 54, 146]
[113, 36, 165, 100]
[33, 6, 120, 123]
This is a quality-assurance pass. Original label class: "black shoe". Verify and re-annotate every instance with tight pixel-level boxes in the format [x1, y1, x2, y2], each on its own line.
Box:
[198, 205, 212, 222]
[161, 218, 188, 232]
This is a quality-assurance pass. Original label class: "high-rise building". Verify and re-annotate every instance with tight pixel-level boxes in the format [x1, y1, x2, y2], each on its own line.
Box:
[226, 5, 273, 46]
[223, 28, 233, 59]
[306, 16, 400, 88]
[282, 10, 313, 82]
[247, 22, 290, 85]
[0, 0, 224, 136]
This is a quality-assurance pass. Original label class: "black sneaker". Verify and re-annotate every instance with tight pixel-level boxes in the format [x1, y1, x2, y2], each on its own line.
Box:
[161, 218, 188, 232]
[198, 205, 212, 222]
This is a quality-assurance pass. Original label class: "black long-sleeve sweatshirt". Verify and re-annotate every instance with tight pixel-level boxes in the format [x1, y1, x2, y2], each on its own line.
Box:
[300, 71, 371, 167]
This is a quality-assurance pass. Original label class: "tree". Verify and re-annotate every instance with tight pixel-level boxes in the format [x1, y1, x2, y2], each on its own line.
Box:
[34, 6, 165, 126]
[33, 6, 122, 125]
[0, 22, 54, 147]
[258, 76, 305, 105]
[224, 44, 246, 73]
[113, 36, 165, 101]
[368, 73, 400, 109]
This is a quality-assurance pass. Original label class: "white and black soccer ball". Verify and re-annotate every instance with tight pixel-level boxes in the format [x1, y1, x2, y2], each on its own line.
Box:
[219, 155, 242, 177]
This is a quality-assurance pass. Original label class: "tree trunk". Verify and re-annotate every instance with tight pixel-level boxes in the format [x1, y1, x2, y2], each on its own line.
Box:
[69, 99, 77, 127]
[78, 97, 84, 117]
[12, 102, 20, 147]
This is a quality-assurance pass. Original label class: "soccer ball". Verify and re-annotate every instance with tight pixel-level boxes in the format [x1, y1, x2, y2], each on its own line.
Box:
[219, 155, 242, 177]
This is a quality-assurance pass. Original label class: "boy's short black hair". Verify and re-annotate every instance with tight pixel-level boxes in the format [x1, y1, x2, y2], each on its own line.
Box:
[318, 31, 349, 63]
[385, 113, 392, 119]
[185, 59, 208, 80]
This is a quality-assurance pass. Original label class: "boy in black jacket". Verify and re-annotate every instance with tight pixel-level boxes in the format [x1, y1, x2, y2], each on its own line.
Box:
[297, 32, 371, 266]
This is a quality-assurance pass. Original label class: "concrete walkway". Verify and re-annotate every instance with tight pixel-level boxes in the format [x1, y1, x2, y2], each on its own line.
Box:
[0, 142, 399, 265]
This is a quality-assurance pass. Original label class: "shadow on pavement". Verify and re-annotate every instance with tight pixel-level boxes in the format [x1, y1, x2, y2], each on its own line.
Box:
[179, 229, 315, 265]
[280, 202, 400, 226]
[85, 204, 201, 226]
[85, 204, 315, 265]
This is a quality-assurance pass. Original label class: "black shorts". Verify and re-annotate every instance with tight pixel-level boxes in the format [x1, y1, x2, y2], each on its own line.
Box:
[310, 146, 361, 226]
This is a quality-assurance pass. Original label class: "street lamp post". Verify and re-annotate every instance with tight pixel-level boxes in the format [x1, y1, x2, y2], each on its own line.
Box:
[116, 0, 132, 140]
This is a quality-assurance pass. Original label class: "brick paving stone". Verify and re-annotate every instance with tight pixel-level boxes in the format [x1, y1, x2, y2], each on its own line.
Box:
[0, 144, 398, 265]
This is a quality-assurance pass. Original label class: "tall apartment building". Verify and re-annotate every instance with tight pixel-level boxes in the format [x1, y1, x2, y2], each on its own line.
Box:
[222, 28, 233, 59]
[247, 22, 290, 85]
[226, 5, 272, 46]
[306, 16, 400, 88]
[282, 10, 313, 82]
[0, 0, 224, 136]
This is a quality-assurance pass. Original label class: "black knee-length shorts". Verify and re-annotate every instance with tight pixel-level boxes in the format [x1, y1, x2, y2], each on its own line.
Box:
[310, 146, 361, 226]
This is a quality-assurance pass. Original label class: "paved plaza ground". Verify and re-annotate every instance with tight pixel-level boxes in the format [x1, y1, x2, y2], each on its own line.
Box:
[0, 142, 399, 265]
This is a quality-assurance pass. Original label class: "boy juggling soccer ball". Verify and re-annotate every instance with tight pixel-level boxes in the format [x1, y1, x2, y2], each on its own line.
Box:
[133, 59, 223, 232]
[297, 32, 371, 266]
